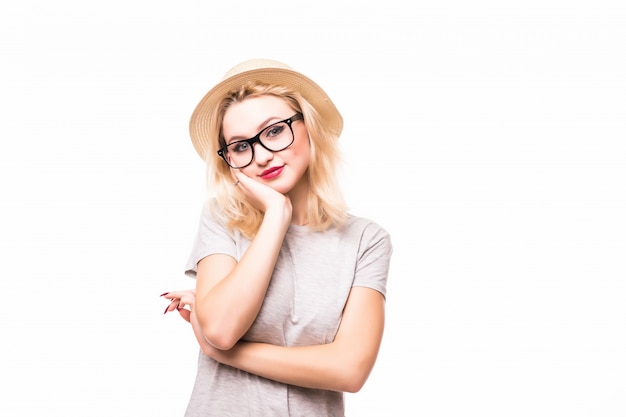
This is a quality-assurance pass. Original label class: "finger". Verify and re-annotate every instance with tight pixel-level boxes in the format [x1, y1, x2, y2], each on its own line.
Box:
[177, 308, 191, 323]
[231, 170, 250, 187]
[160, 290, 191, 300]
[163, 299, 181, 314]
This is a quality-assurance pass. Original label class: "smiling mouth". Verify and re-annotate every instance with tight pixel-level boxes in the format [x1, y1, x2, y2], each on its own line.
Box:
[260, 165, 284, 179]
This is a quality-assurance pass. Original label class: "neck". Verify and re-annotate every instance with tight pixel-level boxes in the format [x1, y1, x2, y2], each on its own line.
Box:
[287, 176, 309, 226]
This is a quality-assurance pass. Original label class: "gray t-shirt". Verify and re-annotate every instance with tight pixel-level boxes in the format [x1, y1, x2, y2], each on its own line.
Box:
[183, 204, 393, 417]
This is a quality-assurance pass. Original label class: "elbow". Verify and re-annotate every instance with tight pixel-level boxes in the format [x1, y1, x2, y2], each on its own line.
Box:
[195, 307, 242, 350]
[335, 360, 374, 393]
[340, 372, 369, 394]
[200, 323, 240, 351]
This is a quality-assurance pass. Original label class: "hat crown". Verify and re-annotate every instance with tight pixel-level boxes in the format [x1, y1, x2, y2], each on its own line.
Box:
[189, 58, 342, 161]
[222, 59, 292, 80]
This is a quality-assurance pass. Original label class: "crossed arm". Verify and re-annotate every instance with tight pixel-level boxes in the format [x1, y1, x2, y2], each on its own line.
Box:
[164, 283, 385, 393]
[163, 193, 386, 393]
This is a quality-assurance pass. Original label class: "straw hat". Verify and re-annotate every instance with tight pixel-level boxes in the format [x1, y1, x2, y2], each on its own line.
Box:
[189, 58, 343, 160]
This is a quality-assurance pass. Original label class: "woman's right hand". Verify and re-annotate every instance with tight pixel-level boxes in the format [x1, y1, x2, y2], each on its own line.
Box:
[232, 170, 292, 219]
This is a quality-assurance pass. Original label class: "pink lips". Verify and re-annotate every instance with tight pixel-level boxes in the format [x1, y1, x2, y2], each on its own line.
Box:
[260, 165, 284, 180]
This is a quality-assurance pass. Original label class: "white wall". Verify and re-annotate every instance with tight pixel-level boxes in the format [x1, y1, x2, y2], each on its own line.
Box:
[1, 1, 625, 416]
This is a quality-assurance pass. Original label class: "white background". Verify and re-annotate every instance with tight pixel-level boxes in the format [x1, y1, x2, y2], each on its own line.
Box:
[1, 1, 625, 416]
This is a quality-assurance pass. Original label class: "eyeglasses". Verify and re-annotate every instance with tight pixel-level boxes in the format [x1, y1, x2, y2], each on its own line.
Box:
[217, 113, 303, 169]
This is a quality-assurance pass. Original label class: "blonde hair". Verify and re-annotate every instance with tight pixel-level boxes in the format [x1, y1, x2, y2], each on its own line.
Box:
[202, 81, 347, 238]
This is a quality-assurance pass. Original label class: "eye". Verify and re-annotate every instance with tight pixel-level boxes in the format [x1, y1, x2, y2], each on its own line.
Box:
[230, 141, 251, 153]
[264, 123, 286, 139]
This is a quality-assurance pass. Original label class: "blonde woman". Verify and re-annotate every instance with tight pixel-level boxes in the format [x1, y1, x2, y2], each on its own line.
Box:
[162, 59, 393, 417]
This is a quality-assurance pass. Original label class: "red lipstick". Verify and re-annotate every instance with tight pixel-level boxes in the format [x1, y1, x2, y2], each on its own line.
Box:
[260, 165, 284, 180]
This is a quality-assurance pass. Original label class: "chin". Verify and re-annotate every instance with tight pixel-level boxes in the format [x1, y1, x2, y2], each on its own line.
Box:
[270, 183, 293, 195]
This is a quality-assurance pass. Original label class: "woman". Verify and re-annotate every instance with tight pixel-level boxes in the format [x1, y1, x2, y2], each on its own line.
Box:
[162, 59, 393, 417]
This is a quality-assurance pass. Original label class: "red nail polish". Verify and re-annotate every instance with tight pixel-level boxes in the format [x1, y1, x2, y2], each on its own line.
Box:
[163, 305, 169, 314]
[160, 292, 169, 297]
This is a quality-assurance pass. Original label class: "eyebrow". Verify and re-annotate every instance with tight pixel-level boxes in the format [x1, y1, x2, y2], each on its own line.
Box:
[225, 116, 284, 144]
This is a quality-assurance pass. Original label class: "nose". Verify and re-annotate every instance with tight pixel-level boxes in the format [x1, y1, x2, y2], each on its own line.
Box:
[252, 142, 274, 165]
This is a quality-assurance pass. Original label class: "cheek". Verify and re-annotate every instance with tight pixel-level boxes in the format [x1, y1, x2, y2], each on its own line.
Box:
[292, 132, 311, 158]
[240, 165, 257, 178]
[290, 144, 311, 168]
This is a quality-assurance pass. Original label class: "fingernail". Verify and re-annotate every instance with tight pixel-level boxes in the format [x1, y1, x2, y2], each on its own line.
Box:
[163, 305, 169, 314]
[160, 292, 169, 297]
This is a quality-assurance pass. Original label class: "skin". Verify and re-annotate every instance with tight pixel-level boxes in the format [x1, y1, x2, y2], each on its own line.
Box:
[162, 95, 385, 393]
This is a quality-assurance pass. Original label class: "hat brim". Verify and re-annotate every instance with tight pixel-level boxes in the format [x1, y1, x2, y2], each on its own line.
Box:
[189, 66, 343, 161]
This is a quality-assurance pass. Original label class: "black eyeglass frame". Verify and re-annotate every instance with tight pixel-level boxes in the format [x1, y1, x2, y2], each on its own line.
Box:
[217, 113, 304, 169]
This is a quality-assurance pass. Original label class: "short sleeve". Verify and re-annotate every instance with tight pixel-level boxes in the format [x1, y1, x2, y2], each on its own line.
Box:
[184, 204, 238, 278]
[353, 222, 393, 298]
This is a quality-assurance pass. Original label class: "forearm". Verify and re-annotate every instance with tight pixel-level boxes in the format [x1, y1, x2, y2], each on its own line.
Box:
[207, 340, 377, 393]
[190, 286, 385, 394]
[208, 287, 385, 392]
[195, 206, 291, 349]
[189, 314, 363, 392]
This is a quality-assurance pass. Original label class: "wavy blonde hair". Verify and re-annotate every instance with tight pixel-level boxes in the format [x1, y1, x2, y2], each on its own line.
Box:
[202, 81, 347, 239]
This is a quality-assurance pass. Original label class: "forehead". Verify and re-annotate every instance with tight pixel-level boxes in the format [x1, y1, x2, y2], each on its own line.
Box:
[222, 95, 292, 138]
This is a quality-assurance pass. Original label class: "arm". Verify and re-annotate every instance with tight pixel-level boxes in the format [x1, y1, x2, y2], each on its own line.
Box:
[194, 174, 292, 350]
[192, 286, 385, 393]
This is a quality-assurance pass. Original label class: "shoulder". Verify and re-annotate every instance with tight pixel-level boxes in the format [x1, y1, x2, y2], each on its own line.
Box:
[342, 214, 393, 253]
[195, 199, 243, 241]
[345, 214, 391, 239]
